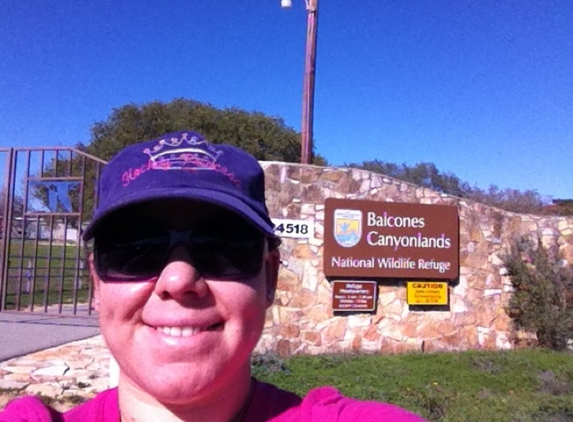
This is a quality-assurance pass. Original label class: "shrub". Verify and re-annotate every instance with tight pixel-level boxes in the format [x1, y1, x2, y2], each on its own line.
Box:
[250, 353, 290, 377]
[503, 236, 573, 351]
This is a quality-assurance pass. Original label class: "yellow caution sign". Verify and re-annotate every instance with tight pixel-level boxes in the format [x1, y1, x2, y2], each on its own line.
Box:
[407, 281, 448, 305]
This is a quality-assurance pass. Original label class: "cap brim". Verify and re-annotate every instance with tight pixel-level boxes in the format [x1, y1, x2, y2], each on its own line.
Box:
[82, 187, 276, 241]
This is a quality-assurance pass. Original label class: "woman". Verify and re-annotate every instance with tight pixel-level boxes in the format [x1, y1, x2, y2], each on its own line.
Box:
[1, 131, 426, 421]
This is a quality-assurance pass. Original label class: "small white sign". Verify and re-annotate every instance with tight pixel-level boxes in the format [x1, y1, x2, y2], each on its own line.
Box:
[273, 219, 314, 238]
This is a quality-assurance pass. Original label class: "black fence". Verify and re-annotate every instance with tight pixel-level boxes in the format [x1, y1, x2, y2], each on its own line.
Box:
[0, 147, 106, 316]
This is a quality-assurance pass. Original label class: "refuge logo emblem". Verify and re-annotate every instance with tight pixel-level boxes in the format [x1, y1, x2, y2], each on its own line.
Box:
[334, 209, 362, 248]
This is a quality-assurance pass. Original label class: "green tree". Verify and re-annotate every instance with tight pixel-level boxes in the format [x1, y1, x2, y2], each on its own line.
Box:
[503, 236, 573, 350]
[83, 98, 325, 164]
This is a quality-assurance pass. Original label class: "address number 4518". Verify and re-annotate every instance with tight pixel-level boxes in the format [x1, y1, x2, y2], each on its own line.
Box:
[272, 219, 313, 238]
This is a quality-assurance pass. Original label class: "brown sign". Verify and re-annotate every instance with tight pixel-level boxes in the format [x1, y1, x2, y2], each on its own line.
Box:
[324, 198, 459, 280]
[332, 281, 377, 312]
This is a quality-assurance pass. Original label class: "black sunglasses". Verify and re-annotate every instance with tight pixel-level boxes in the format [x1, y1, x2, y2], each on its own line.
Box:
[94, 223, 267, 282]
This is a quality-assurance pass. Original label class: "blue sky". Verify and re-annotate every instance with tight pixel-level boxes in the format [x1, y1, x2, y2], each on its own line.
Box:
[1, 0, 572, 199]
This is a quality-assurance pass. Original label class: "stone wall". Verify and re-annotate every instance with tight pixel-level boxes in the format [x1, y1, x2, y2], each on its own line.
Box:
[255, 162, 573, 356]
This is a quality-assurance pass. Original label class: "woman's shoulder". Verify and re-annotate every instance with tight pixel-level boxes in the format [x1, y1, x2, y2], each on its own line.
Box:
[62, 388, 119, 421]
[298, 386, 427, 421]
[0, 389, 119, 422]
[249, 380, 426, 422]
[0, 395, 58, 422]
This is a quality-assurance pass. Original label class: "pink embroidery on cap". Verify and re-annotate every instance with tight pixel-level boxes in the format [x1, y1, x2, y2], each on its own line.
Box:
[121, 133, 240, 187]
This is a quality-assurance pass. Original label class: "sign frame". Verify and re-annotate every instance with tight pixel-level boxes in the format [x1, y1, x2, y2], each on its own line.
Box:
[324, 198, 459, 280]
[331, 280, 377, 312]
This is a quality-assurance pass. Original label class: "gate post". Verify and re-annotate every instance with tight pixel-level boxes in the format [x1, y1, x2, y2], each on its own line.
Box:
[0, 148, 15, 311]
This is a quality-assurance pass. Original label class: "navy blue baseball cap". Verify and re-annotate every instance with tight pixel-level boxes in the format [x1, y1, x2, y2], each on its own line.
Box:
[83, 131, 276, 241]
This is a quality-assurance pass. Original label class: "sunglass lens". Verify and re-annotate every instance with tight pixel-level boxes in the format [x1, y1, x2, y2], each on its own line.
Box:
[96, 237, 168, 281]
[190, 226, 265, 279]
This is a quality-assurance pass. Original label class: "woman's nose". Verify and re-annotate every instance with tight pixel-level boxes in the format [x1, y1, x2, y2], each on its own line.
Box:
[153, 246, 208, 299]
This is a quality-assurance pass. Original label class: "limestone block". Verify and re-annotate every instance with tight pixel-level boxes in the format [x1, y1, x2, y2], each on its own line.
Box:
[309, 235, 323, 247]
[26, 382, 63, 397]
[254, 337, 273, 353]
[466, 241, 476, 253]
[453, 275, 468, 296]
[493, 312, 512, 331]
[364, 324, 380, 341]
[4, 372, 32, 383]
[347, 315, 372, 328]
[401, 320, 418, 338]
[323, 318, 347, 342]
[488, 254, 504, 266]
[457, 326, 479, 349]
[278, 294, 290, 307]
[293, 244, 314, 260]
[370, 177, 382, 189]
[384, 299, 405, 320]
[302, 331, 321, 346]
[1, 359, 37, 368]
[306, 305, 331, 324]
[496, 332, 512, 349]
[378, 291, 398, 307]
[284, 203, 303, 219]
[302, 184, 325, 202]
[290, 287, 316, 308]
[277, 268, 300, 291]
[370, 308, 384, 324]
[278, 324, 301, 338]
[477, 327, 497, 350]
[381, 324, 404, 342]
[451, 296, 468, 313]
[316, 284, 332, 307]
[322, 169, 348, 182]
[351, 335, 362, 351]
[64, 369, 92, 380]
[277, 339, 292, 357]
[400, 304, 410, 320]
[393, 338, 422, 354]
[278, 306, 305, 324]
[0, 379, 29, 390]
[474, 299, 503, 327]
[300, 203, 315, 215]
[301, 271, 319, 293]
[272, 305, 280, 325]
[3, 365, 36, 375]
[66, 357, 94, 371]
[361, 339, 381, 352]
[484, 289, 502, 297]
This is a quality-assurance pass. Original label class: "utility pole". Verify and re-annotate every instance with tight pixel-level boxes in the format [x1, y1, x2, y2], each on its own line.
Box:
[282, 0, 319, 164]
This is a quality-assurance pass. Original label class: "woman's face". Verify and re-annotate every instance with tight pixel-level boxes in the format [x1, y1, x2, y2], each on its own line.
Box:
[91, 200, 278, 405]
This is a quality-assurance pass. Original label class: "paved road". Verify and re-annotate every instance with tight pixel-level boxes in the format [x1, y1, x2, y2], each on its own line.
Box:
[0, 312, 100, 361]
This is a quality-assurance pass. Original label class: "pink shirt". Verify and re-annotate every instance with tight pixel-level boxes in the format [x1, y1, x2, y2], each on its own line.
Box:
[1, 380, 426, 421]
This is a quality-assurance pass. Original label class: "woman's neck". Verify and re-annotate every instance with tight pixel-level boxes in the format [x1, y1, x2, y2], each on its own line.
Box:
[117, 366, 253, 422]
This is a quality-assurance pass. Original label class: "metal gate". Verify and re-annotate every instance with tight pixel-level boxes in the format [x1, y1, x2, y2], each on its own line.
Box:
[0, 147, 106, 316]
